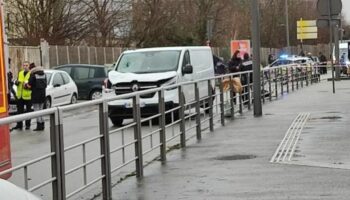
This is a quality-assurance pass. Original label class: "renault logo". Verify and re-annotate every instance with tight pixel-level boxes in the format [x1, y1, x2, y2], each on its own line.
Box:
[131, 84, 139, 92]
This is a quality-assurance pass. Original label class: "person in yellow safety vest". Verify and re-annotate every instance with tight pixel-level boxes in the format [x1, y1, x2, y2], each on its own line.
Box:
[12, 61, 33, 130]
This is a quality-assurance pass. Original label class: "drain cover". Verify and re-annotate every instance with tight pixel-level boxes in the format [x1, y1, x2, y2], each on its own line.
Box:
[215, 155, 256, 161]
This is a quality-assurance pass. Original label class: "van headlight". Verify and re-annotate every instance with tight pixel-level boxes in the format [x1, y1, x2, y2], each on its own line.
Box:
[162, 78, 177, 90]
[163, 78, 176, 86]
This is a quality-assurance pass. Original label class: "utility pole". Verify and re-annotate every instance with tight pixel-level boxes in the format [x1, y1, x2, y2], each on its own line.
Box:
[328, 0, 335, 93]
[251, 0, 262, 117]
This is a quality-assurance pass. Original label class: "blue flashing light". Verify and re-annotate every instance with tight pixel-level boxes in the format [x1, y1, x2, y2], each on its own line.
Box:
[280, 54, 288, 59]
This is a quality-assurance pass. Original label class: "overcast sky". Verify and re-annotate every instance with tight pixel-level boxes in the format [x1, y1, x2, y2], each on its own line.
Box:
[343, 0, 350, 22]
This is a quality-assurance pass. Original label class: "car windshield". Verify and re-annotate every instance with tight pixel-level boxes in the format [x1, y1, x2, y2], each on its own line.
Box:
[115, 50, 181, 73]
[271, 59, 292, 67]
[45, 72, 52, 84]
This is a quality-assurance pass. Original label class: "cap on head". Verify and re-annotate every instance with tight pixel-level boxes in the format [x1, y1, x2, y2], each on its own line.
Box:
[29, 63, 36, 70]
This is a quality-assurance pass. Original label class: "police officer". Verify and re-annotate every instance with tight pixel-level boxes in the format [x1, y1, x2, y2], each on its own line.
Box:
[13, 61, 32, 130]
[28, 63, 47, 131]
[240, 53, 253, 103]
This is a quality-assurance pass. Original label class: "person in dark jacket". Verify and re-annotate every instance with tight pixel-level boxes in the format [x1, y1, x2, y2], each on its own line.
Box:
[268, 54, 275, 65]
[240, 53, 253, 103]
[318, 52, 327, 74]
[241, 53, 253, 83]
[213, 55, 227, 75]
[28, 63, 47, 131]
[228, 50, 242, 75]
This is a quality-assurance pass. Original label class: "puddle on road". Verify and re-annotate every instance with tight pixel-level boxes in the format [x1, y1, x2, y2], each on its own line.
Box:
[215, 154, 256, 161]
[319, 116, 342, 120]
[310, 116, 342, 121]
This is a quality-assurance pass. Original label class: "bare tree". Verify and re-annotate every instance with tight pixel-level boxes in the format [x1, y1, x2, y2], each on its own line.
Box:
[81, 0, 131, 47]
[7, 0, 89, 45]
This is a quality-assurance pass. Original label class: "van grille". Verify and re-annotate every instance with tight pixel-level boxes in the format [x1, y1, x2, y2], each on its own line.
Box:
[114, 78, 173, 98]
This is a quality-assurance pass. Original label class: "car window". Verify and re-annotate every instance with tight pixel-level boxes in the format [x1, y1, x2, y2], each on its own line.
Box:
[61, 72, 70, 84]
[52, 73, 64, 86]
[74, 67, 89, 80]
[58, 67, 71, 75]
[88, 68, 95, 78]
[94, 67, 106, 78]
[45, 72, 52, 84]
[182, 50, 191, 67]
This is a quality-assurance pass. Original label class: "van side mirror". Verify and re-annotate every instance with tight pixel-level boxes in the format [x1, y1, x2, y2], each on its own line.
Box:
[182, 64, 193, 75]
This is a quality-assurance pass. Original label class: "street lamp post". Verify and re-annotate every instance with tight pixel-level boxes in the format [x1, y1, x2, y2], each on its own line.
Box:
[285, 0, 290, 53]
[251, 0, 262, 117]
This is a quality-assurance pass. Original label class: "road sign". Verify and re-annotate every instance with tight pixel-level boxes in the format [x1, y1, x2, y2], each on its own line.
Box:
[297, 19, 317, 40]
[317, 0, 342, 16]
[297, 33, 318, 40]
[297, 20, 316, 27]
[297, 27, 317, 33]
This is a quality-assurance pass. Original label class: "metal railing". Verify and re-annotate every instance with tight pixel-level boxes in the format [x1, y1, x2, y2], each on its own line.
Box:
[0, 64, 321, 200]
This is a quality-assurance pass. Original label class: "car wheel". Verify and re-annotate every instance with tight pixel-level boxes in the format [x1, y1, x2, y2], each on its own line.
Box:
[90, 89, 102, 100]
[110, 117, 123, 126]
[44, 97, 51, 109]
[71, 94, 78, 104]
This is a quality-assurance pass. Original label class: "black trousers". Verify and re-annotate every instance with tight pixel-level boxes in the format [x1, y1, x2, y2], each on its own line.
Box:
[16, 99, 32, 128]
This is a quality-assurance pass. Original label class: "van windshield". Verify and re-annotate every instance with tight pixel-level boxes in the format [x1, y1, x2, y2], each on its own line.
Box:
[115, 50, 181, 73]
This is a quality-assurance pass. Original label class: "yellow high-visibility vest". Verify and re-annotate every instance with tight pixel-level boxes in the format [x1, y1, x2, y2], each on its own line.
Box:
[16, 70, 32, 100]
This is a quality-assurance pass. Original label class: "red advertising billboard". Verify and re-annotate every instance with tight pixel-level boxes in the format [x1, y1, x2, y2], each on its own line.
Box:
[230, 40, 251, 58]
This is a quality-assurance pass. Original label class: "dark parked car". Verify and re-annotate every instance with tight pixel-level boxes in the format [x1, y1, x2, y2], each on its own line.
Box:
[55, 64, 107, 100]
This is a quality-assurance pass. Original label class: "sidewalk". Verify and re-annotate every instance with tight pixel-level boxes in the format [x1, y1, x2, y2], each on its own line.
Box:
[109, 79, 350, 200]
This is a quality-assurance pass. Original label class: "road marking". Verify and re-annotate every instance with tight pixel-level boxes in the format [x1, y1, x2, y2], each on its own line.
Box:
[270, 113, 310, 163]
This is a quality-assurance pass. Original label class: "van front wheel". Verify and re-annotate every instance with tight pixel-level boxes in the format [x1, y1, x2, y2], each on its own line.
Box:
[110, 117, 123, 126]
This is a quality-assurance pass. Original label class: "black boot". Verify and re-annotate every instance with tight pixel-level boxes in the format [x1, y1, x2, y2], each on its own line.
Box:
[33, 122, 44, 131]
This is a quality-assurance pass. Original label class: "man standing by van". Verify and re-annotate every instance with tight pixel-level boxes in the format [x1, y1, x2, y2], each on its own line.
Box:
[12, 61, 32, 130]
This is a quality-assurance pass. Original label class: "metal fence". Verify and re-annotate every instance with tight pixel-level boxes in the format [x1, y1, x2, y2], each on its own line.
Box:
[9, 44, 329, 75]
[48, 46, 127, 67]
[0, 64, 321, 200]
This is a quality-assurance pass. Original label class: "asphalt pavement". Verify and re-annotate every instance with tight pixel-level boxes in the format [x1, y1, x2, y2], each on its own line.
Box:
[106, 77, 350, 200]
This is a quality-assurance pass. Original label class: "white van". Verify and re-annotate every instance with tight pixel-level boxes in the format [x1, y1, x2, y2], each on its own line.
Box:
[103, 46, 215, 126]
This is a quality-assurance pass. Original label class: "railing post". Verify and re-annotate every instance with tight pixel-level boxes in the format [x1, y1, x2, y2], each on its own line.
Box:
[238, 74, 243, 114]
[261, 71, 265, 104]
[301, 70, 304, 88]
[158, 89, 167, 162]
[296, 70, 299, 89]
[207, 80, 214, 131]
[274, 68, 278, 98]
[194, 82, 202, 140]
[229, 76, 235, 120]
[280, 68, 283, 95]
[99, 101, 112, 200]
[306, 68, 309, 86]
[178, 86, 186, 147]
[247, 72, 251, 110]
[286, 67, 289, 93]
[310, 67, 314, 85]
[268, 69, 272, 101]
[50, 108, 66, 200]
[50, 111, 61, 200]
[291, 68, 294, 91]
[219, 77, 225, 126]
[133, 95, 143, 178]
